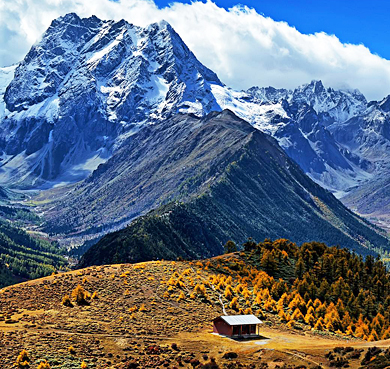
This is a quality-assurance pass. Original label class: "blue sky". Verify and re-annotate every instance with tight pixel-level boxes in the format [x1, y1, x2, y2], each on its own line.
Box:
[154, 0, 390, 59]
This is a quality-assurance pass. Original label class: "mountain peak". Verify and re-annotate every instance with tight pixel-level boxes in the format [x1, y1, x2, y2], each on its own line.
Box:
[56, 12, 81, 23]
[309, 80, 325, 93]
[0, 12, 224, 186]
[295, 80, 326, 96]
[290, 79, 367, 121]
[379, 95, 390, 112]
[155, 19, 171, 29]
[49, 13, 102, 32]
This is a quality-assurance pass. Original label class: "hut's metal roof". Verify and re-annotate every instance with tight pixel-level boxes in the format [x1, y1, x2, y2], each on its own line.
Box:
[217, 314, 263, 326]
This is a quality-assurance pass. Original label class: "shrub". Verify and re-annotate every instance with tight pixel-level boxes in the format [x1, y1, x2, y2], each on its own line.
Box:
[348, 349, 362, 360]
[37, 360, 51, 369]
[222, 352, 238, 359]
[61, 294, 73, 307]
[171, 343, 179, 351]
[15, 349, 30, 368]
[190, 358, 200, 367]
[68, 346, 76, 355]
[203, 358, 219, 369]
[71, 285, 90, 306]
[329, 357, 349, 368]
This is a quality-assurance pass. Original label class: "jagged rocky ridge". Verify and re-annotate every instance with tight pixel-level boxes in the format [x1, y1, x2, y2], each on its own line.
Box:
[44, 110, 255, 238]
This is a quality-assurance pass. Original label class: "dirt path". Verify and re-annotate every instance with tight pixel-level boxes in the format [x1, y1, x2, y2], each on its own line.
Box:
[283, 350, 322, 367]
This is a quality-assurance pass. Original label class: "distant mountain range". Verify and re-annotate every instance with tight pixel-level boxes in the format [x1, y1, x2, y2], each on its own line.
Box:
[1, 13, 390, 259]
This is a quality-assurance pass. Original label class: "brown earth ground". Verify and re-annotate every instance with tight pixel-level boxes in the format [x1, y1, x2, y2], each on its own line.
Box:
[0, 260, 387, 368]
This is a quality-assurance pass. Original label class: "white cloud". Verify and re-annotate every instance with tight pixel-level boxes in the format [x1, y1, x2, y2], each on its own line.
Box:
[1, 0, 390, 100]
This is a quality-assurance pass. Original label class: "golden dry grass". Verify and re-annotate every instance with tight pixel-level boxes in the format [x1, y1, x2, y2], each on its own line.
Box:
[0, 259, 386, 368]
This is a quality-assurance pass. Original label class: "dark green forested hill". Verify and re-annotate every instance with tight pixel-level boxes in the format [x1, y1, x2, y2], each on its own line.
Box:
[0, 189, 68, 288]
[79, 111, 390, 267]
[0, 220, 68, 288]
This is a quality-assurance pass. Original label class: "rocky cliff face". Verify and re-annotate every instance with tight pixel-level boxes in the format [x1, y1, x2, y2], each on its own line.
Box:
[329, 96, 390, 223]
[0, 13, 222, 187]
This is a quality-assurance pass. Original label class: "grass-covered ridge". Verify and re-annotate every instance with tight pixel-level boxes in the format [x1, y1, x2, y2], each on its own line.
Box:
[81, 237, 390, 343]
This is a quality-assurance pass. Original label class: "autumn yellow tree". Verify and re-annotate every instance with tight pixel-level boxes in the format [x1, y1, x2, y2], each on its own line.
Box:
[224, 285, 234, 300]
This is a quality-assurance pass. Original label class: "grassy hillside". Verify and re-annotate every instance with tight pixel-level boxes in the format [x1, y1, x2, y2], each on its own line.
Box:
[42, 111, 255, 239]
[2, 240, 390, 368]
[80, 122, 390, 267]
[0, 220, 68, 288]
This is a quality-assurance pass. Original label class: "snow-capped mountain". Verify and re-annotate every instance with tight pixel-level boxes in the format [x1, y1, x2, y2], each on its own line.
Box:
[2, 12, 390, 223]
[209, 80, 373, 194]
[0, 13, 222, 187]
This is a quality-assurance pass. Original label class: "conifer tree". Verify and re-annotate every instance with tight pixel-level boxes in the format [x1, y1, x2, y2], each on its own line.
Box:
[260, 250, 278, 274]
[295, 257, 305, 279]
[314, 318, 325, 331]
[224, 240, 237, 254]
[341, 312, 352, 331]
[291, 308, 304, 322]
[224, 285, 233, 300]
[304, 312, 315, 326]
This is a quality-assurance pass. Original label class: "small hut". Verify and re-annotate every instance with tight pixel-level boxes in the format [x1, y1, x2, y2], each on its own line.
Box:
[212, 314, 263, 337]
